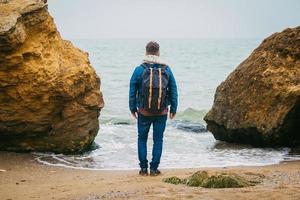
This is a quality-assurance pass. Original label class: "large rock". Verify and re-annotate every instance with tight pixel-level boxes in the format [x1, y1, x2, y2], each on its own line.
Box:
[204, 27, 300, 147]
[0, 0, 104, 152]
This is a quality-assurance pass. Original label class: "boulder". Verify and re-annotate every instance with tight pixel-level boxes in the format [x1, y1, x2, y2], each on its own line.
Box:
[0, 0, 104, 152]
[204, 27, 300, 147]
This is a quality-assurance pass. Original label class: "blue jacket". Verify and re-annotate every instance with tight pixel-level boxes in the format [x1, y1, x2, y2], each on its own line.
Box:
[129, 64, 178, 114]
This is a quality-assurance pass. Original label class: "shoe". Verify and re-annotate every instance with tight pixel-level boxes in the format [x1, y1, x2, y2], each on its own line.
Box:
[139, 168, 148, 176]
[150, 169, 161, 176]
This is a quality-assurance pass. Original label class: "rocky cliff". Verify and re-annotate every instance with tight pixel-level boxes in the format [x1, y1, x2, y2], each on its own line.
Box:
[204, 27, 300, 147]
[0, 0, 104, 152]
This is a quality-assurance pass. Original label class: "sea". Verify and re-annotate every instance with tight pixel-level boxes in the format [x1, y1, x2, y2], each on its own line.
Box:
[34, 39, 300, 170]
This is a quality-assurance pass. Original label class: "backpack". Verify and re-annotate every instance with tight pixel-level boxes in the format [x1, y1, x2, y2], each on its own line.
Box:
[141, 63, 170, 113]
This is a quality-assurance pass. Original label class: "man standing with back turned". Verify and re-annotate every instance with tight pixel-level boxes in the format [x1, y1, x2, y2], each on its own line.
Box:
[129, 41, 178, 176]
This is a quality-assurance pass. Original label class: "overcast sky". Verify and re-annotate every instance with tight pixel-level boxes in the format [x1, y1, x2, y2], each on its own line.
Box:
[48, 0, 300, 39]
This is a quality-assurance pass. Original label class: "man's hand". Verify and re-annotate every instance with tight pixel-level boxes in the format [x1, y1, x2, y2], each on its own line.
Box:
[169, 112, 176, 119]
[131, 111, 138, 119]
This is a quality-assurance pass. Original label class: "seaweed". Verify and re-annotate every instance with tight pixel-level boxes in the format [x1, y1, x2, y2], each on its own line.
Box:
[186, 171, 209, 187]
[202, 174, 250, 188]
[162, 176, 183, 185]
[162, 171, 262, 188]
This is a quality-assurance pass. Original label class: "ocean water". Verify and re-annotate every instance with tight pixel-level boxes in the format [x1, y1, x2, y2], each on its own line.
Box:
[35, 39, 300, 169]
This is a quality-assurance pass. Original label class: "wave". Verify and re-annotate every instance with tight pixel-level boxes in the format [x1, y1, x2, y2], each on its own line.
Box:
[175, 107, 208, 123]
[172, 108, 208, 132]
[171, 120, 206, 133]
[100, 107, 208, 133]
[100, 117, 134, 125]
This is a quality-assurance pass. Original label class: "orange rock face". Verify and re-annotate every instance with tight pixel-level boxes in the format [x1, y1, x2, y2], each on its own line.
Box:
[0, 0, 104, 152]
[204, 27, 300, 147]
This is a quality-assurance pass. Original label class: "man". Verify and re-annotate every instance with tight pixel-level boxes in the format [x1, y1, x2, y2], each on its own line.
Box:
[129, 41, 178, 176]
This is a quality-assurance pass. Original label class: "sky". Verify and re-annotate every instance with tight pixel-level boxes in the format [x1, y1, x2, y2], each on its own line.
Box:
[48, 0, 300, 39]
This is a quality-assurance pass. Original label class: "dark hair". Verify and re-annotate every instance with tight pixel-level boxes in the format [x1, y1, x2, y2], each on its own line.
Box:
[146, 41, 159, 55]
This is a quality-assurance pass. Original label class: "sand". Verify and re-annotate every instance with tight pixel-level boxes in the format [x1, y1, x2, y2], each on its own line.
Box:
[0, 152, 300, 200]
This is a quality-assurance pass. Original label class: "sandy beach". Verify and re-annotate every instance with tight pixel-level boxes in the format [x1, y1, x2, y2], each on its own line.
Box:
[0, 152, 299, 200]
[1, 1, 299, 200]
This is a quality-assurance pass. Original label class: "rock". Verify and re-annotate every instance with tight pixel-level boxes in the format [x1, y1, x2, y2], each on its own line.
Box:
[163, 171, 258, 188]
[173, 120, 207, 133]
[0, 0, 104, 152]
[204, 27, 300, 147]
[200, 174, 251, 188]
[186, 171, 209, 187]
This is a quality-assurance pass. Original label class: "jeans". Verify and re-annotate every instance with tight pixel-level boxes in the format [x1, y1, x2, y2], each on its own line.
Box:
[137, 113, 167, 170]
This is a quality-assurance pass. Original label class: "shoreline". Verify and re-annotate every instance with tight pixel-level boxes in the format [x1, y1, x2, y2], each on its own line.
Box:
[1, 152, 300, 200]
[35, 158, 300, 172]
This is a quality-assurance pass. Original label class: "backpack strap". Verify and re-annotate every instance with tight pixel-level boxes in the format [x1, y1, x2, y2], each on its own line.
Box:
[142, 63, 167, 69]
[158, 64, 168, 70]
[141, 63, 147, 69]
[141, 62, 153, 69]
[158, 67, 162, 110]
[149, 67, 153, 109]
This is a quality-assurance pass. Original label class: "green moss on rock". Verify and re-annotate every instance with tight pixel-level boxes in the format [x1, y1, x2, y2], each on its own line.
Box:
[163, 177, 183, 185]
[186, 171, 209, 187]
[163, 171, 261, 188]
[202, 174, 250, 188]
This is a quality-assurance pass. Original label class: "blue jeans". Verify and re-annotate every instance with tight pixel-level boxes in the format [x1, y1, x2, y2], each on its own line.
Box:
[137, 113, 167, 170]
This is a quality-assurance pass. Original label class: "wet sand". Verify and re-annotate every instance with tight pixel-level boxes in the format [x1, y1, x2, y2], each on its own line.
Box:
[0, 152, 300, 200]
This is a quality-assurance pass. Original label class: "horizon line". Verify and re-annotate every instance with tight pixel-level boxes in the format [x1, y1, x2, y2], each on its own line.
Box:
[64, 37, 263, 40]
